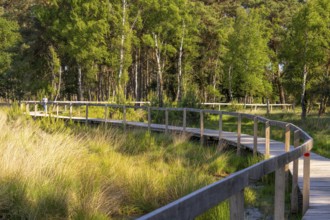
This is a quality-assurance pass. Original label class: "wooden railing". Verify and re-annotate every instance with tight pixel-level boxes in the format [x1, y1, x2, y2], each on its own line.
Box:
[19, 101, 312, 220]
[201, 102, 295, 112]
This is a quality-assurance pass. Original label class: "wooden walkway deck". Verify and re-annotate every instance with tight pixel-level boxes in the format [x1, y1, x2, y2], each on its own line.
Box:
[33, 113, 330, 219]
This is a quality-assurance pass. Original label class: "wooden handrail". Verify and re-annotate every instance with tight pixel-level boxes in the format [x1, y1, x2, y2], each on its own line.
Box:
[15, 101, 312, 219]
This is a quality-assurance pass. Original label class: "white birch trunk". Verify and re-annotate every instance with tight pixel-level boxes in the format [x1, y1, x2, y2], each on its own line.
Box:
[118, 0, 126, 82]
[176, 21, 185, 102]
[153, 33, 163, 106]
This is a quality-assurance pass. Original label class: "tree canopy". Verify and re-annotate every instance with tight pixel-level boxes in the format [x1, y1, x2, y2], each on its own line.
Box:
[0, 0, 329, 117]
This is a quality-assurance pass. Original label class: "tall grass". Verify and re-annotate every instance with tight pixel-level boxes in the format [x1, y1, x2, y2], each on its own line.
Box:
[0, 109, 263, 219]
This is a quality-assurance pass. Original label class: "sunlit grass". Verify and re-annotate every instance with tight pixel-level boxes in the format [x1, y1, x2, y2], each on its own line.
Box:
[0, 108, 266, 219]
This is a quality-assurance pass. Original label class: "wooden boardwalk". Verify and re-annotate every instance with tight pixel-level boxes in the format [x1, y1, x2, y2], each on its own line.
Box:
[33, 113, 330, 219]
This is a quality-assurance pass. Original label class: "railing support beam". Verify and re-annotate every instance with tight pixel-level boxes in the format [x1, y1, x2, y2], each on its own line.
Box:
[253, 116, 258, 156]
[274, 165, 285, 220]
[237, 114, 241, 155]
[230, 189, 244, 220]
[123, 105, 126, 131]
[265, 120, 270, 158]
[183, 108, 187, 134]
[303, 150, 311, 215]
[148, 107, 151, 131]
[200, 110, 204, 145]
[218, 112, 223, 150]
[85, 104, 89, 125]
[291, 130, 300, 213]
[165, 108, 169, 134]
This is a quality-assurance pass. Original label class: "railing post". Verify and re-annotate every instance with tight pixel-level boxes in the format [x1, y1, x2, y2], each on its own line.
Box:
[123, 105, 126, 131]
[26, 103, 30, 115]
[266, 99, 270, 115]
[69, 103, 72, 120]
[237, 114, 241, 155]
[218, 112, 223, 148]
[285, 124, 291, 189]
[20, 102, 23, 111]
[148, 107, 151, 131]
[34, 102, 37, 118]
[265, 120, 270, 158]
[274, 165, 286, 220]
[291, 130, 300, 213]
[303, 150, 311, 215]
[104, 104, 108, 127]
[230, 189, 244, 220]
[85, 104, 88, 125]
[165, 108, 169, 134]
[253, 116, 258, 156]
[183, 108, 187, 134]
[56, 103, 59, 118]
[200, 110, 204, 145]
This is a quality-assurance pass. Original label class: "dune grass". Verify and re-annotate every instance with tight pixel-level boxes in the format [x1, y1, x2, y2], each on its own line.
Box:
[0, 107, 269, 219]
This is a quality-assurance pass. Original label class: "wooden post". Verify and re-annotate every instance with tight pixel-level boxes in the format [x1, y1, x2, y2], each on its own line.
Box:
[20, 102, 23, 111]
[237, 114, 241, 155]
[218, 112, 223, 148]
[85, 104, 89, 125]
[266, 99, 270, 115]
[123, 105, 126, 131]
[104, 105, 108, 127]
[274, 165, 285, 220]
[265, 121, 270, 158]
[69, 103, 72, 120]
[291, 130, 300, 213]
[303, 150, 311, 215]
[285, 124, 291, 189]
[165, 108, 169, 134]
[183, 108, 187, 133]
[64, 104, 67, 112]
[148, 107, 151, 131]
[200, 110, 204, 145]
[26, 103, 29, 115]
[34, 102, 37, 118]
[230, 189, 244, 220]
[56, 103, 59, 118]
[253, 116, 258, 156]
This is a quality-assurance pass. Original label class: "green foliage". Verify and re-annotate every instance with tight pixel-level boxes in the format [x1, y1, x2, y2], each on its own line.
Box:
[225, 7, 271, 98]
[0, 0, 328, 117]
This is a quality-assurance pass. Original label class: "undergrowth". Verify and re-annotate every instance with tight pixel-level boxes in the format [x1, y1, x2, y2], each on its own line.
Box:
[0, 108, 264, 219]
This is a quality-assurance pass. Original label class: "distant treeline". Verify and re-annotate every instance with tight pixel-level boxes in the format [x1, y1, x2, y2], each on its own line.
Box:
[0, 0, 329, 118]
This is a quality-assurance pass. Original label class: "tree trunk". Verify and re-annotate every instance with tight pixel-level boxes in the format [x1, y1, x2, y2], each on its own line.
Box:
[118, 0, 126, 85]
[228, 65, 233, 102]
[301, 64, 308, 119]
[153, 33, 164, 107]
[176, 22, 185, 103]
[78, 66, 83, 101]
[135, 50, 139, 101]
[54, 66, 62, 101]
[276, 66, 286, 106]
[98, 69, 102, 101]
[318, 96, 328, 117]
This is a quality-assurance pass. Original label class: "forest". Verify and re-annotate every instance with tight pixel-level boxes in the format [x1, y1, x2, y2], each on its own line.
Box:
[0, 0, 329, 118]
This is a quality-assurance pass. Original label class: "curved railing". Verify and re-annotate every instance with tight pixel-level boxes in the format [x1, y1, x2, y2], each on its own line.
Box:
[20, 101, 313, 219]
